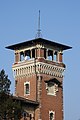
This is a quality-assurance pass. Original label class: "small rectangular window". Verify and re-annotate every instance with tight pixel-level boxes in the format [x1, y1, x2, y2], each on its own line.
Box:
[24, 82, 30, 95]
[25, 84, 29, 94]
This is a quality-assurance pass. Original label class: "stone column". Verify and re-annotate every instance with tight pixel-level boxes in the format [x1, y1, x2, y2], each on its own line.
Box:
[59, 51, 63, 62]
[30, 49, 32, 59]
[15, 51, 20, 63]
[52, 50, 54, 61]
[46, 49, 48, 60]
[35, 48, 37, 58]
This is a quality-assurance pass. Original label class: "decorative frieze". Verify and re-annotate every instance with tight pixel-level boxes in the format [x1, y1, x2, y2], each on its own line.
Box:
[12, 59, 65, 79]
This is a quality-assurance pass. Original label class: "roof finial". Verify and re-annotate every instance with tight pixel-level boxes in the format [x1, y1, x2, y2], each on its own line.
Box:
[35, 10, 42, 38]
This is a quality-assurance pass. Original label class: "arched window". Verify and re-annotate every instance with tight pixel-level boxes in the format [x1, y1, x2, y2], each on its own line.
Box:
[24, 81, 30, 95]
[23, 111, 29, 119]
[50, 112, 53, 120]
[49, 111, 55, 120]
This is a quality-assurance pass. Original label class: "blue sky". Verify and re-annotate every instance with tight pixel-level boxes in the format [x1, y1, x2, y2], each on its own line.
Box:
[0, 1, 80, 120]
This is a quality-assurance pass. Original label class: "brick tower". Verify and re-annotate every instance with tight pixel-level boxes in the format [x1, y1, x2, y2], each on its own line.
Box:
[6, 37, 71, 120]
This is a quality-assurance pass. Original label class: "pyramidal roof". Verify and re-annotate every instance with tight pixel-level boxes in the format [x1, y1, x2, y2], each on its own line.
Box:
[6, 37, 72, 50]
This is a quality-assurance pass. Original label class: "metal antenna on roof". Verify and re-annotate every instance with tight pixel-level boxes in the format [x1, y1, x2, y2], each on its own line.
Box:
[35, 10, 42, 38]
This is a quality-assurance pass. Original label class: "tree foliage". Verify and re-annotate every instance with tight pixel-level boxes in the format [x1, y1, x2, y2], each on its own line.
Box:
[0, 69, 11, 94]
[0, 92, 23, 120]
[0, 69, 23, 120]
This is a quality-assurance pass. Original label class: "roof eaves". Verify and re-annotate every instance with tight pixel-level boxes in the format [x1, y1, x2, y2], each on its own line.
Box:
[6, 38, 72, 51]
[13, 96, 39, 105]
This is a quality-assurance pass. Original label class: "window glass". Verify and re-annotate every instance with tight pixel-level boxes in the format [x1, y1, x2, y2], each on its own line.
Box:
[24, 82, 30, 95]
[25, 84, 29, 94]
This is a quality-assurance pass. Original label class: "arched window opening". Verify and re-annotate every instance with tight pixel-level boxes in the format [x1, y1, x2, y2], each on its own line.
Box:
[49, 111, 55, 120]
[50, 112, 53, 120]
[24, 82, 30, 95]
[23, 111, 29, 119]
[25, 83, 29, 94]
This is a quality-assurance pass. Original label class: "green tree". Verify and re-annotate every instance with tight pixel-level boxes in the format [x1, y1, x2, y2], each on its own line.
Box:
[0, 69, 23, 120]
[0, 69, 11, 94]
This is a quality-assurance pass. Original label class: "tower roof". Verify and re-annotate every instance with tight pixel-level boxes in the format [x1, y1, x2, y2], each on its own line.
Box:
[6, 38, 72, 50]
[13, 96, 39, 105]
